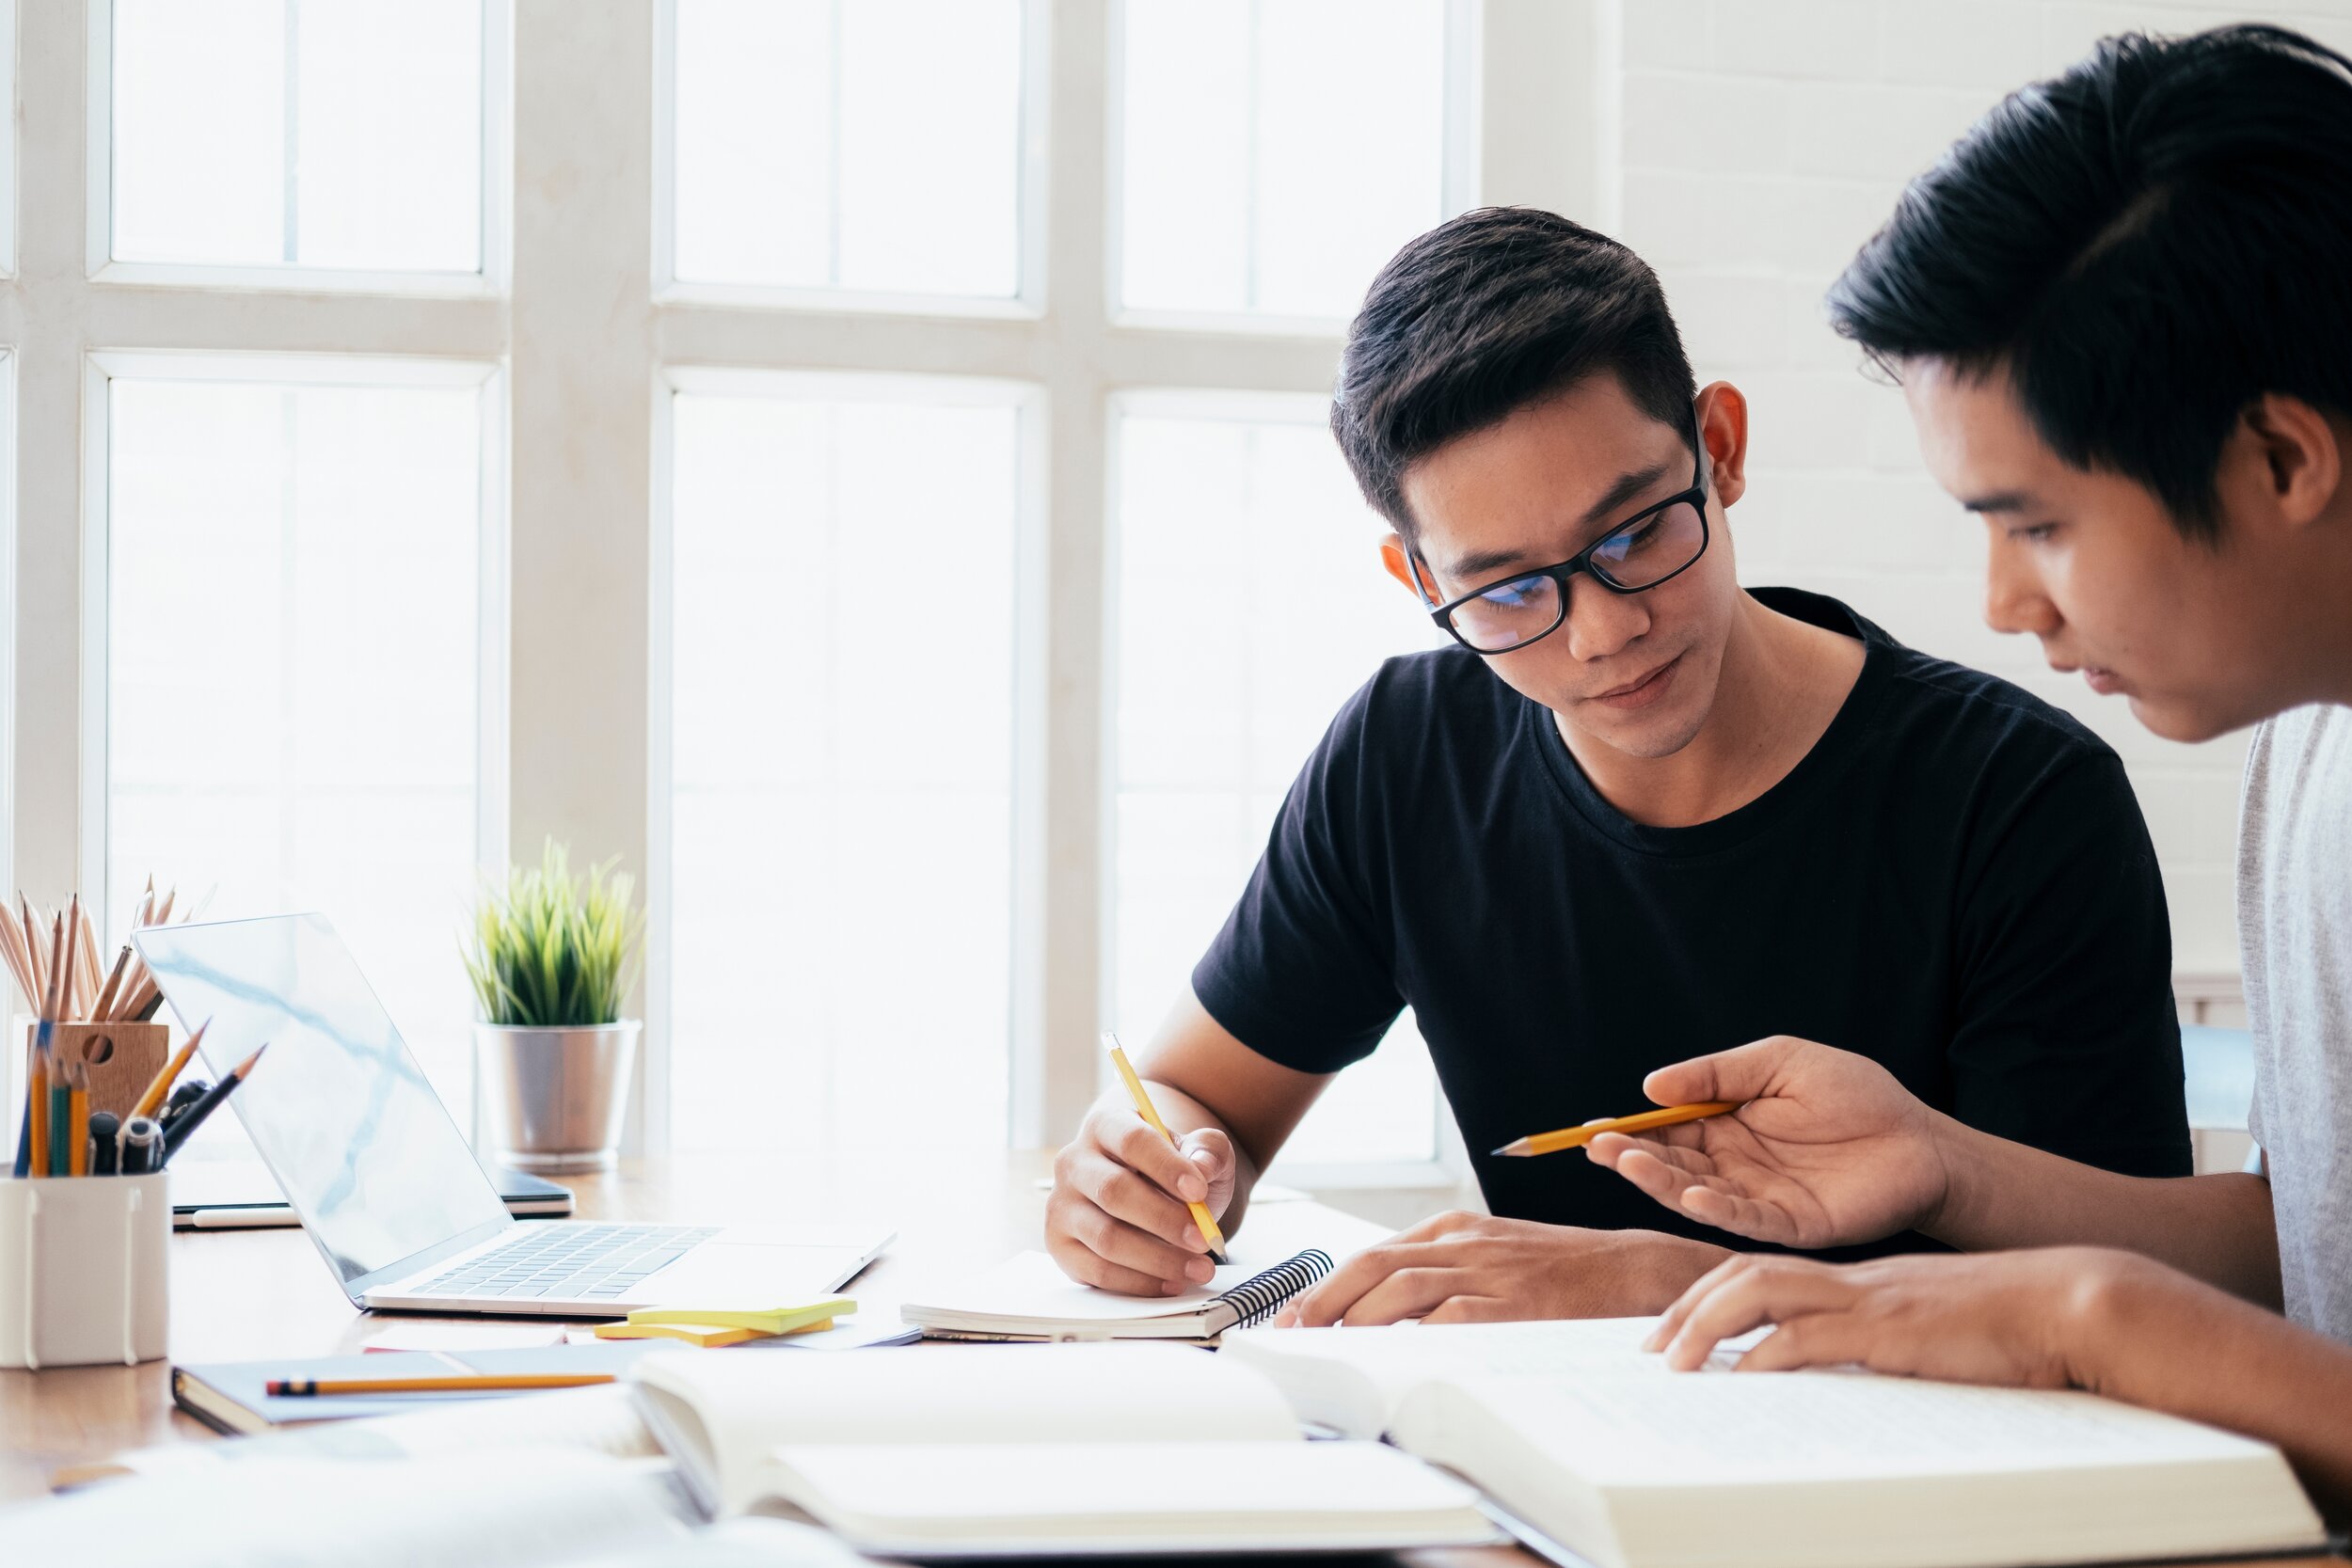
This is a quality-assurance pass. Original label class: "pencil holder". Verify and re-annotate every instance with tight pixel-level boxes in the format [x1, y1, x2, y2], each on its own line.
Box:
[0, 1173, 169, 1369]
[18, 1021, 172, 1121]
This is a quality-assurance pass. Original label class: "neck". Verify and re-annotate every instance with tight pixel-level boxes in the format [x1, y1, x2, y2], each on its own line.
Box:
[1555, 593, 1867, 829]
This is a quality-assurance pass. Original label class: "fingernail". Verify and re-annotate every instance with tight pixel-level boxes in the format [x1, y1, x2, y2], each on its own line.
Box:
[1189, 1148, 1216, 1166]
[1178, 1174, 1207, 1201]
[1184, 1225, 1205, 1250]
[1185, 1257, 1215, 1283]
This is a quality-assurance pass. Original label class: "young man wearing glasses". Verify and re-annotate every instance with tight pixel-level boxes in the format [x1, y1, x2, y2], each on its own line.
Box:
[1045, 208, 2193, 1322]
[1578, 26, 2352, 1513]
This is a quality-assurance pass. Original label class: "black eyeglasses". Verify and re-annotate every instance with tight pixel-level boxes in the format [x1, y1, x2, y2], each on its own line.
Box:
[1408, 415, 1710, 655]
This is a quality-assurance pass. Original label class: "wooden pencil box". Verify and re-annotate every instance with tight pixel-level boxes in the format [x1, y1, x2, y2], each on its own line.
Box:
[19, 1021, 171, 1120]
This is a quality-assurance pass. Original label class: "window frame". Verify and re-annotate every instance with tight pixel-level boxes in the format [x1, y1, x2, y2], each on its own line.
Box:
[85, 0, 515, 297]
[9, 0, 1608, 1196]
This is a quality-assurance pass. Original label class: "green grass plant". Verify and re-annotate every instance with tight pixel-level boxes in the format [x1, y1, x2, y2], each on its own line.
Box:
[464, 840, 644, 1027]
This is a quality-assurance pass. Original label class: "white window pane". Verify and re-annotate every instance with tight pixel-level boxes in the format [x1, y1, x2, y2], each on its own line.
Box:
[666, 388, 1019, 1156]
[107, 374, 484, 1135]
[1119, 0, 1450, 321]
[1113, 402, 1447, 1164]
[670, 0, 1024, 297]
[110, 0, 484, 273]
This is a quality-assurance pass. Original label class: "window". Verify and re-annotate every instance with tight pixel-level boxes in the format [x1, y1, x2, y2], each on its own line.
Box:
[1116, 0, 1456, 323]
[8, 0, 1579, 1183]
[1111, 395, 1444, 1165]
[664, 0, 1029, 301]
[660, 378, 1025, 1153]
[103, 0, 490, 279]
[99, 359, 494, 1120]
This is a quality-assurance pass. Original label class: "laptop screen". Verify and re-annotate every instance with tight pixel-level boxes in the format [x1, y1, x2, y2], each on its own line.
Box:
[136, 913, 509, 1286]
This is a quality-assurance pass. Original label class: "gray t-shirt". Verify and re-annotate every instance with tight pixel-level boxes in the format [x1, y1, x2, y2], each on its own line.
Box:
[2239, 703, 2352, 1342]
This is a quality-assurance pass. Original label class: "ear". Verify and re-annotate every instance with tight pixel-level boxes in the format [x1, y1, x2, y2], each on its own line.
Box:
[2233, 394, 2343, 531]
[1694, 382, 1751, 510]
[1380, 535, 1438, 602]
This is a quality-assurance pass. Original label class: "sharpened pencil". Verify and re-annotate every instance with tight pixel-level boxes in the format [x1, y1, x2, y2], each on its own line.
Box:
[265, 1373, 617, 1396]
[1103, 1033, 1231, 1266]
[1492, 1101, 1744, 1158]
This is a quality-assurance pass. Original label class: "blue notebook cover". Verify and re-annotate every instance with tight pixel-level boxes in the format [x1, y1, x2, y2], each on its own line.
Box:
[171, 1341, 669, 1432]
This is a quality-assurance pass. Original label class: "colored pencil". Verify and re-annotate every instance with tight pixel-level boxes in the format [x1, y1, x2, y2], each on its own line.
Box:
[1491, 1101, 1745, 1158]
[65, 1059, 87, 1177]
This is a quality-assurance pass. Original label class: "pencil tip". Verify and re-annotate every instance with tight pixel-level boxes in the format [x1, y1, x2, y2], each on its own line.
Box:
[1209, 1250, 1230, 1266]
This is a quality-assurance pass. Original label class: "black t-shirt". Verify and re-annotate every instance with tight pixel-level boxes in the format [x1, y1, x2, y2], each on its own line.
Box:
[1194, 588, 2191, 1258]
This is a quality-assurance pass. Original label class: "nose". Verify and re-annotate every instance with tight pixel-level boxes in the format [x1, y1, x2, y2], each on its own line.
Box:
[1559, 572, 1651, 663]
[1982, 536, 2060, 641]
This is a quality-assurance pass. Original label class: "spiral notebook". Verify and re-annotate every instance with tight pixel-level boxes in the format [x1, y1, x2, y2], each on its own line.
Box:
[900, 1248, 1338, 1342]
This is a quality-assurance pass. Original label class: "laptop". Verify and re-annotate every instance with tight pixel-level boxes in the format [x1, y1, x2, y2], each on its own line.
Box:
[134, 912, 894, 1317]
[171, 1159, 573, 1229]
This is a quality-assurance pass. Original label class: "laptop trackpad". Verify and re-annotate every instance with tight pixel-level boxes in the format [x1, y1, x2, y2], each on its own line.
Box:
[634, 1243, 868, 1307]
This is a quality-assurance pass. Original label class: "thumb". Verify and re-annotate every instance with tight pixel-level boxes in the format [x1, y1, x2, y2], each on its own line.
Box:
[1643, 1035, 1805, 1109]
[1178, 1126, 1235, 1178]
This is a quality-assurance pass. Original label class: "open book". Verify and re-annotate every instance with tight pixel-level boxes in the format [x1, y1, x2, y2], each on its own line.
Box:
[1223, 1321, 2329, 1568]
[628, 1341, 1500, 1557]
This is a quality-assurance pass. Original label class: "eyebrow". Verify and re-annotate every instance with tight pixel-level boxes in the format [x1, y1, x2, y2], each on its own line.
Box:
[1959, 490, 2037, 515]
[1440, 459, 1678, 583]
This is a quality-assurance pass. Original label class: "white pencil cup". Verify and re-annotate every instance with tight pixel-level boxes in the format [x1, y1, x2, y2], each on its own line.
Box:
[0, 1174, 169, 1369]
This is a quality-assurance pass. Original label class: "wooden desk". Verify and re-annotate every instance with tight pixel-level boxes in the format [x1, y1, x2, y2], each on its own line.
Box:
[1, 1151, 2342, 1568]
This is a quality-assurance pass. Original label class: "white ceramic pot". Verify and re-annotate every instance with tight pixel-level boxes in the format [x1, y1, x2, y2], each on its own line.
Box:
[472, 1020, 641, 1170]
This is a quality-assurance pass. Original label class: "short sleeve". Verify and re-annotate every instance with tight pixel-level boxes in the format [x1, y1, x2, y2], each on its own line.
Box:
[1947, 751, 2193, 1177]
[1190, 680, 1405, 1074]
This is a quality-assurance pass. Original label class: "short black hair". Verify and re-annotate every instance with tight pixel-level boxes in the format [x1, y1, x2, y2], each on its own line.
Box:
[1331, 207, 1697, 538]
[1827, 24, 2352, 541]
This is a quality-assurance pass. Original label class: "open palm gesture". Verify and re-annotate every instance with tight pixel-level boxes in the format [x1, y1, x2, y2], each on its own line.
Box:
[1583, 1037, 1958, 1249]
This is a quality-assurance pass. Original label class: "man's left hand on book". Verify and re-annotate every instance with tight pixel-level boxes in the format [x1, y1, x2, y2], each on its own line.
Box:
[1270, 1212, 1729, 1326]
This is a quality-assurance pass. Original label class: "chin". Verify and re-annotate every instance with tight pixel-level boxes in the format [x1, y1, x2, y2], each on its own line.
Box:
[2125, 692, 2242, 746]
[1592, 704, 1710, 760]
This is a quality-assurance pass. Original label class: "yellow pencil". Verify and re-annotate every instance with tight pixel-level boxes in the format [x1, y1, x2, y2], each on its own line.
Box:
[1103, 1034, 1230, 1265]
[1492, 1101, 1744, 1157]
[129, 1021, 208, 1123]
[264, 1373, 617, 1396]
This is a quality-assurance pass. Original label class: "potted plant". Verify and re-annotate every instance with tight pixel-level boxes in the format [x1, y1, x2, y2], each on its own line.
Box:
[464, 841, 645, 1170]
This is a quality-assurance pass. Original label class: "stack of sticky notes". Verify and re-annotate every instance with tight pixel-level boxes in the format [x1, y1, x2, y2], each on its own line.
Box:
[595, 1298, 853, 1349]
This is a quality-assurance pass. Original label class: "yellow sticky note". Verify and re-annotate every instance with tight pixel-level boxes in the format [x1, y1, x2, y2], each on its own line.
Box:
[623, 1297, 852, 1335]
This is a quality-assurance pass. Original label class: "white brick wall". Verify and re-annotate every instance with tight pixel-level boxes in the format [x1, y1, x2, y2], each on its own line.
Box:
[1611, 0, 2352, 977]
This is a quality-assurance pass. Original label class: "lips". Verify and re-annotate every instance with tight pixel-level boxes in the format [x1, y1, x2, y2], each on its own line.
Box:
[1589, 654, 1682, 711]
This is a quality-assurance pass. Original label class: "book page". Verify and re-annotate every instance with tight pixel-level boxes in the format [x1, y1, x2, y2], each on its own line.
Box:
[901, 1200, 1391, 1328]
[1421, 1370, 2279, 1484]
[630, 1342, 1302, 1517]
[80, 1385, 659, 1484]
[758, 1440, 1496, 1551]
[16, 1450, 691, 1568]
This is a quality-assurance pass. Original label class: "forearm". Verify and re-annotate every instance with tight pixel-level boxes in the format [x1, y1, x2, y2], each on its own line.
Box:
[2079, 1260, 2352, 1527]
[1931, 1117, 2280, 1306]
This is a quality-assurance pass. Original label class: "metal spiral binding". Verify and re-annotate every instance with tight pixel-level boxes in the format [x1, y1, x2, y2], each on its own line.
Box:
[1216, 1248, 1335, 1329]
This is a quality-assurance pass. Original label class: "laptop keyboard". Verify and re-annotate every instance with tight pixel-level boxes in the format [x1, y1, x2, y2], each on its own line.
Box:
[413, 1224, 721, 1301]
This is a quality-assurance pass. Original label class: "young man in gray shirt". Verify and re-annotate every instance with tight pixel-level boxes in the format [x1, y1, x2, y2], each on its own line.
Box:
[1580, 24, 2352, 1517]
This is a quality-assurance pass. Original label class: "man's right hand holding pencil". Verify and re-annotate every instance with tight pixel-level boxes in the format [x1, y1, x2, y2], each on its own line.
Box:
[1047, 1094, 1240, 1297]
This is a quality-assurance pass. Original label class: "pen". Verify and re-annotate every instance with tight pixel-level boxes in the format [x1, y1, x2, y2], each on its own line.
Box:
[1102, 1033, 1230, 1265]
[158, 1044, 265, 1164]
[87, 1111, 119, 1177]
[118, 1117, 163, 1175]
[1491, 1100, 1745, 1157]
[264, 1373, 617, 1397]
